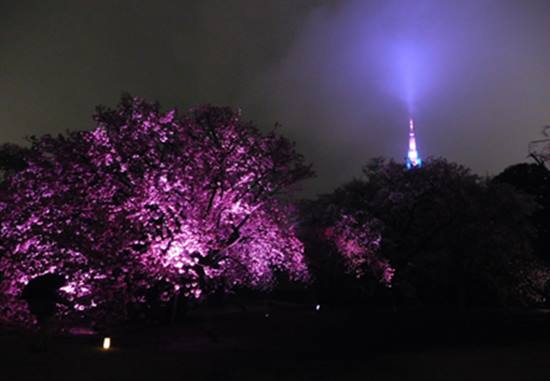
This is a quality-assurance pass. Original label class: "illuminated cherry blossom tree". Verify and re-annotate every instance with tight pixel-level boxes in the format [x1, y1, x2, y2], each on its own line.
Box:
[0, 95, 312, 325]
[300, 197, 394, 304]
[324, 214, 394, 287]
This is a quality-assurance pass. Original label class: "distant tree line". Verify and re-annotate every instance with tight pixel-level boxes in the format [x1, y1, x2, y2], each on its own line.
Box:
[302, 157, 550, 309]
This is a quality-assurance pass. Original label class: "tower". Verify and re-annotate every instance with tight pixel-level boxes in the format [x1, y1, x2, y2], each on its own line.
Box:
[406, 118, 422, 169]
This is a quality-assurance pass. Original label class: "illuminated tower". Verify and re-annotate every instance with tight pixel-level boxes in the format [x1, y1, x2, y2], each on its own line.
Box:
[406, 118, 422, 169]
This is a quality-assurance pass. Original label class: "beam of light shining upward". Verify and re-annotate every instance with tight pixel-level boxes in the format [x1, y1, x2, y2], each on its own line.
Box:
[406, 118, 422, 169]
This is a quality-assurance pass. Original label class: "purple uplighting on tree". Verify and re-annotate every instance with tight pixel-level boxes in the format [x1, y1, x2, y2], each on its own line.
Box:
[325, 215, 394, 287]
[0, 95, 313, 325]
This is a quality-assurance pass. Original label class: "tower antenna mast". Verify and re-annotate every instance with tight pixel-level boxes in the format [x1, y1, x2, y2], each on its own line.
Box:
[406, 118, 422, 169]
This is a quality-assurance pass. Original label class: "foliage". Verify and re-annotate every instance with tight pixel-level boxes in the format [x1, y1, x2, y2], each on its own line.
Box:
[0, 143, 29, 180]
[324, 214, 394, 286]
[314, 157, 543, 307]
[299, 196, 393, 305]
[494, 163, 550, 263]
[0, 95, 312, 326]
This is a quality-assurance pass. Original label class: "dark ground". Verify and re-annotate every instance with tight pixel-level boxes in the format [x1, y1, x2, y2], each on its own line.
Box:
[2, 303, 550, 380]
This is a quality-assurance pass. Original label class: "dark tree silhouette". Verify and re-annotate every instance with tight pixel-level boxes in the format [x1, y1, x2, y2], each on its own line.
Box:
[309, 158, 545, 307]
[494, 163, 550, 262]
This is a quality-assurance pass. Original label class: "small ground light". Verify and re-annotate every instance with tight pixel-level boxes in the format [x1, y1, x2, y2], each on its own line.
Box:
[315, 304, 321, 311]
[102, 337, 111, 350]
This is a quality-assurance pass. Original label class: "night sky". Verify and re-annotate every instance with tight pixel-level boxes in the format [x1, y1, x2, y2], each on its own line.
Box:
[2, 0, 550, 195]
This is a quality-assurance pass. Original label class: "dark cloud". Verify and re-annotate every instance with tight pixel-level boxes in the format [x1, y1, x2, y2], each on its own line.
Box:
[1, 0, 550, 195]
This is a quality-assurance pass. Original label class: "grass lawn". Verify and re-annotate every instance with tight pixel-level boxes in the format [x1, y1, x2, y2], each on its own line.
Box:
[2, 304, 550, 380]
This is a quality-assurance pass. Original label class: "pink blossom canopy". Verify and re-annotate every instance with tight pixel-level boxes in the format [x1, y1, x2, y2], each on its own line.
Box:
[0, 96, 312, 325]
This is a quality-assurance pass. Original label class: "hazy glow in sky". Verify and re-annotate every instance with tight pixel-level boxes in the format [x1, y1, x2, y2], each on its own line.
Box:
[2, 0, 550, 194]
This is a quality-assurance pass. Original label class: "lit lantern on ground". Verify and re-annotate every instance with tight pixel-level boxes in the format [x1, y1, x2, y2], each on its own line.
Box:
[102, 337, 111, 350]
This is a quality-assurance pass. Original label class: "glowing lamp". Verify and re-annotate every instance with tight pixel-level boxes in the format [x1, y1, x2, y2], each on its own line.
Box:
[315, 304, 321, 311]
[102, 337, 111, 350]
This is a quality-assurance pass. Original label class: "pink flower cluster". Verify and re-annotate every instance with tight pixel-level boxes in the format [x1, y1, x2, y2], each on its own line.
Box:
[325, 215, 394, 286]
[0, 96, 312, 325]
